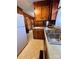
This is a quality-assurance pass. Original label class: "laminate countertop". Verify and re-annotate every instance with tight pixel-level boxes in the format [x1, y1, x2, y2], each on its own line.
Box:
[33, 27, 45, 29]
[44, 27, 61, 59]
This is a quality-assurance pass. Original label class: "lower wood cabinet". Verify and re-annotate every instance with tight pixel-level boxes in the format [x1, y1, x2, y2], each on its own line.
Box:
[33, 28, 45, 39]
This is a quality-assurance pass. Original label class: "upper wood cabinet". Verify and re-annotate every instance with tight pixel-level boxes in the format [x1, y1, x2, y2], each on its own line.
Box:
[17, 6, 23, 15]
[51, 0, 60, 20]
[34, 5, 42, 21]
[42, 5, 49, 20]
[34, 1, 49, 21]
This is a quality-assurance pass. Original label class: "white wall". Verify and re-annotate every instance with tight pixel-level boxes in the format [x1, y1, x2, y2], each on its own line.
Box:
[17, 14, 27, 55]
[55, 8, 61, 26]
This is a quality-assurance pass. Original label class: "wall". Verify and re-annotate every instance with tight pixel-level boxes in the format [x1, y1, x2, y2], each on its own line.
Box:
[55, 8, 61, 26]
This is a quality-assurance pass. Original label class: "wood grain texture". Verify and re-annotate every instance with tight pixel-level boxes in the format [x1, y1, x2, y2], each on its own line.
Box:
[51, 0, 60, 20]
[33, 29, 45, 39]
[34, 1, 49, 22]
[17, 6, 23, 15]
[34, 21, 44, 27]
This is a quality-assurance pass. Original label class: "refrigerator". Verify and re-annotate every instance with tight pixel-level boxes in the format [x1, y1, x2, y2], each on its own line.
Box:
[17, 13, 27, 55]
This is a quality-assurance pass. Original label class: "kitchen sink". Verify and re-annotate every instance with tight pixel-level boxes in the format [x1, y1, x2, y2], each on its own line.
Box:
[45, 29, 61, 45]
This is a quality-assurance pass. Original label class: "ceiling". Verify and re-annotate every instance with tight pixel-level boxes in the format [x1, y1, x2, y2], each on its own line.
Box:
[17, 0, 43, 17]
[17, 0, 60, 17]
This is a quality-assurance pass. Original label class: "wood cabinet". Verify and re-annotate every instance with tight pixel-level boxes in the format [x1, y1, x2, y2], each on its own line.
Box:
[34, 1, 49, 22]
[33, 0, 60, 26]
[51, 0, 60, 20]
[17, 6, 23, 15]
[33, 28, 45, 39]
[34, 21, 44, 27]
[41, 5, 49, 20]
[34, 5, 41, 21]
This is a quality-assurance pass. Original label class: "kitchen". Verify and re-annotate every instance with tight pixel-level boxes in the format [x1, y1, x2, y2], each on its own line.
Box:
[17, 0, 61, 59]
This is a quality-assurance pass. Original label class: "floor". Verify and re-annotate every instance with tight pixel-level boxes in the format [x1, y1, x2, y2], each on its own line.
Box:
[18, 30, 44, 59]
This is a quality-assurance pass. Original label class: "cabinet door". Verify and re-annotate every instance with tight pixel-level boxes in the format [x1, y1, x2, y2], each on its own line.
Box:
[33, 29, 45, 39]
[34, 1, 49, 21]
[51, 0, 59, 20]
[41, 5, 49, 20]
[34, 5, 41, 21]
